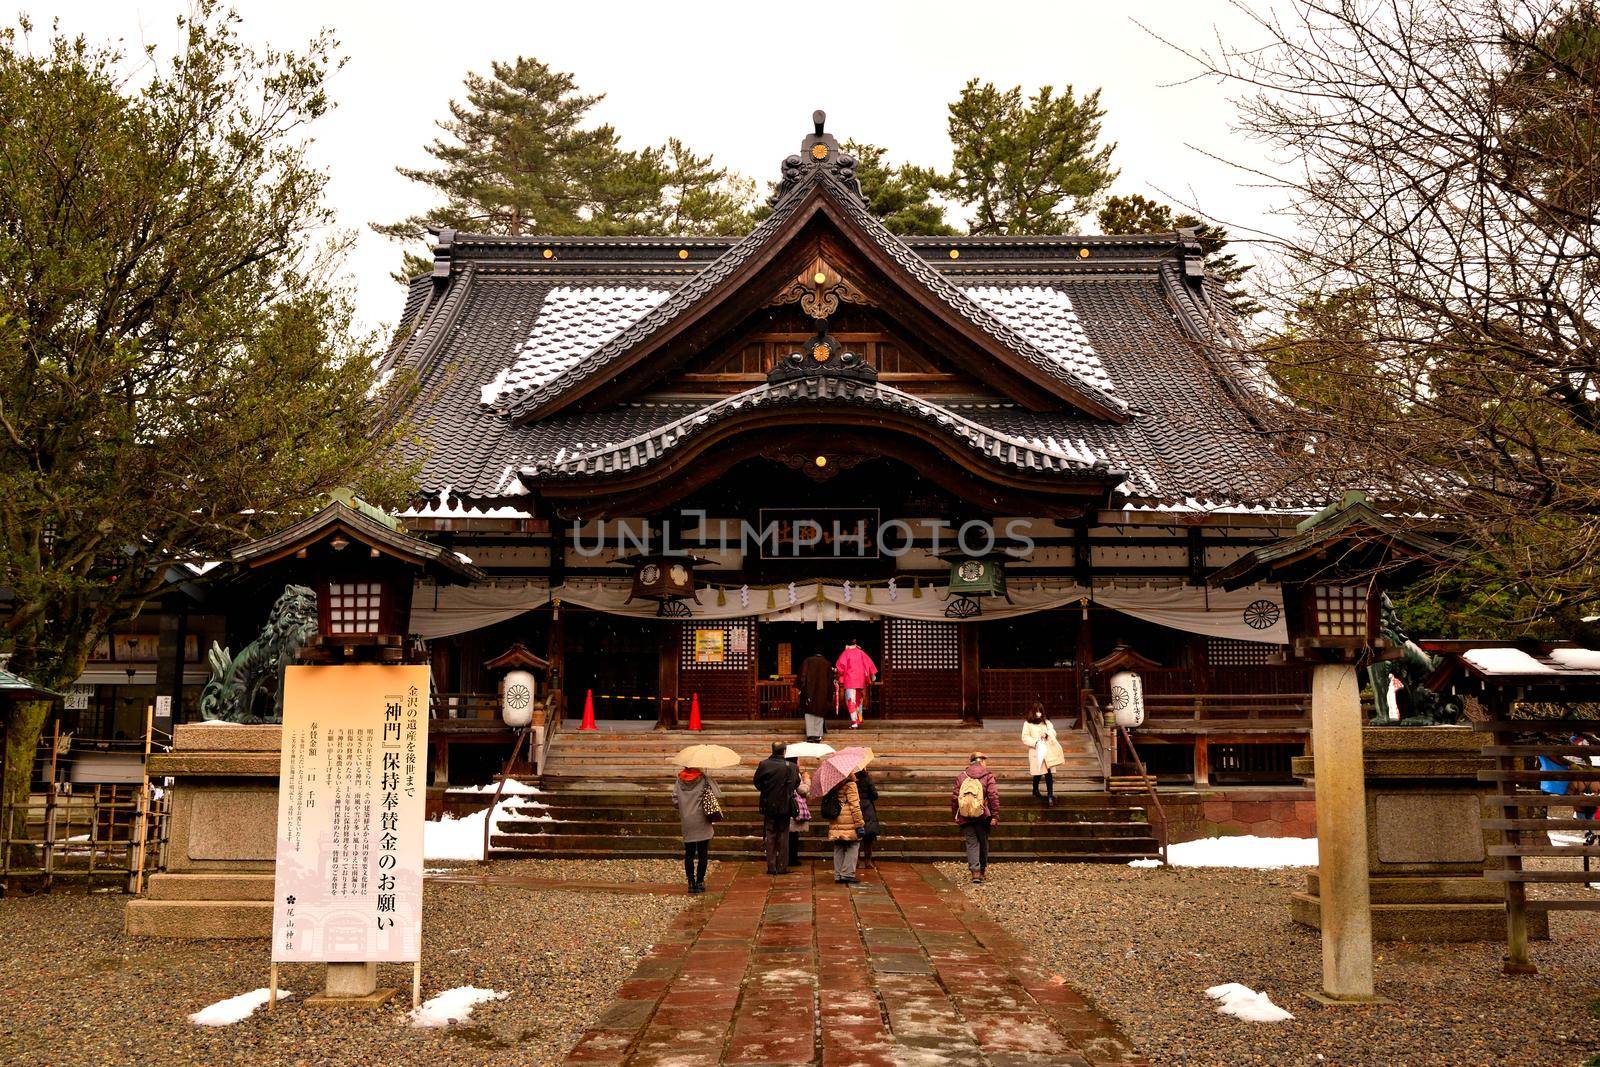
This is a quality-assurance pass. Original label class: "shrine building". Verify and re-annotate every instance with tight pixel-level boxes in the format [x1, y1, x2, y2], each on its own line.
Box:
[363, 114, 1324, 788]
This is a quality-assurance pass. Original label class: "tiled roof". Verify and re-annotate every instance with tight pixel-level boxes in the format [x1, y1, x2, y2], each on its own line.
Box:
[498, 167, 1127, 421]
[962, 285, 1111, 394]
[485, 285, 673, 406]
[516, 376, 1117, 484]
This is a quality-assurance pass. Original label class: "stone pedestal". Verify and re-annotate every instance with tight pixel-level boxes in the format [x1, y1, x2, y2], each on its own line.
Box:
[1290, 725, 1549, 942]
[125, 722, 281, 938]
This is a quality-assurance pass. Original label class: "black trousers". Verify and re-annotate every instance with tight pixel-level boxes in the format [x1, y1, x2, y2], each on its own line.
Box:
[683, 840, 709, 885]
[788, 824, 803, 867]
[1032, 771, 1055, 798]
[762, 814, 790, 874]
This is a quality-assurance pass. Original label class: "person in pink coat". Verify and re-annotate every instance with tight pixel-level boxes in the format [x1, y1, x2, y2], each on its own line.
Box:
[834, 639, 878, 728]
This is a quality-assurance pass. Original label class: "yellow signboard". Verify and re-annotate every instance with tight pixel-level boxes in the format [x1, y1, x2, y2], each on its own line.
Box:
[272, 664, 430, 963]
[693, 628, 726, 664]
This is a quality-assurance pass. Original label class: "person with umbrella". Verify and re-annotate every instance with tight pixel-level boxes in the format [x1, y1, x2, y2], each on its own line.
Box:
[815, 746, 873, 884]
[753, 740, 800, 876]
[670, 744, 736, 894]
[785, 742, 833, 869]
[951, 751, 1000, 884]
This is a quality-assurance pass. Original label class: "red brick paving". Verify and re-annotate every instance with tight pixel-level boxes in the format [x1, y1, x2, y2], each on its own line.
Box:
[562, 861, 1146, 1066]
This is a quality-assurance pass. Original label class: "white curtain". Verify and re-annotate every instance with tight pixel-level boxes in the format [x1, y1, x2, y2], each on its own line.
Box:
[409, 578, 1287, 644]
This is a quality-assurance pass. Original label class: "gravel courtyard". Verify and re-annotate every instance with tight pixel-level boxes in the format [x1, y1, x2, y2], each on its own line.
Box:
[942, 861, 1600, 1067]
[0, 867, 691, 1067]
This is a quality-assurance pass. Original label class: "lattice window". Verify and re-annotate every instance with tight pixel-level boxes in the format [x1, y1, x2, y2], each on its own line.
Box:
[681, 620, 754, 671]
[1313, 584, 1368, 638]
[884, 619, 959, 670]
[327, 582, 382, 635]
[1206, 637, 1284, 667]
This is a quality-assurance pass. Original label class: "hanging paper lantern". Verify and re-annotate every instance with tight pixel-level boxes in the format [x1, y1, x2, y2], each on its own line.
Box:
[1109, 670, 1146, 728]
[501, 670, 537, 728]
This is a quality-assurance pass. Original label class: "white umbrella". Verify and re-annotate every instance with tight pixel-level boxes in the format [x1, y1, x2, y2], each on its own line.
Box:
[785, 741, 835, 759]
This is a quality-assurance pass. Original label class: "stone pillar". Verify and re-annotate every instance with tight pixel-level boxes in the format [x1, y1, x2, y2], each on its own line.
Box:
[1309, 663, 1377, 1002]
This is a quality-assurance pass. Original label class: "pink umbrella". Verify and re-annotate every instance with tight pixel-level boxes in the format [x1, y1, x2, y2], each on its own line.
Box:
[813, 746, 875, 797]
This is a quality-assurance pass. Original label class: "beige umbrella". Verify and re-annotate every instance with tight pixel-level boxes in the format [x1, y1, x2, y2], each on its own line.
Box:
[784, 741, 835, 759]
[669, 744, 741, 770]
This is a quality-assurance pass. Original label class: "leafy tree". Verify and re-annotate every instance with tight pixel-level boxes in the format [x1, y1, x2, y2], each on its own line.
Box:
[0, 7, 408, 829]
[1096, 194, 1257, 313]
[937, 79, 1117, 235]
[377, 58, 756, 277]
[842, 140, 955, 236]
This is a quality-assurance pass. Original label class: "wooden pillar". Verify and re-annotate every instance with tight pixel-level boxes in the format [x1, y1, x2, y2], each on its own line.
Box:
[1193, 736, 1210, 786]
[1309, 662, 1379, 1002]
[545, 606, 566, 717]
[959, 624, 981, 724]
[1074, 601, 1095, 729]
[657, 623, 680, 729]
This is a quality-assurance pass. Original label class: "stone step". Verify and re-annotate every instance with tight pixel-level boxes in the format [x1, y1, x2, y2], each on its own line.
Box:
[491, 832, 1158, 855]
[124, 899, 272, 939]
[145, 873, 275, 902]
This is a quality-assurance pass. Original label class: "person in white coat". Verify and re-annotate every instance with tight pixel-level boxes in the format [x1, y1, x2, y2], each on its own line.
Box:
[1021, 702, 1063, 805]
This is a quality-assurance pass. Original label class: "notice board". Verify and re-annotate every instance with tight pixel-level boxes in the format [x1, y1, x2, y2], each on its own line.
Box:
[271, 664, 430, 963]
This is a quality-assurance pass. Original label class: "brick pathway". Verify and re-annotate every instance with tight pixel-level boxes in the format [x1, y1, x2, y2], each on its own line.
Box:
[564, 861, 1146, 1066]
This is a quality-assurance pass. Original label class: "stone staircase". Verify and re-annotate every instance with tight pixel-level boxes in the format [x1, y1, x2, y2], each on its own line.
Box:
[490, 720, 1160, 863]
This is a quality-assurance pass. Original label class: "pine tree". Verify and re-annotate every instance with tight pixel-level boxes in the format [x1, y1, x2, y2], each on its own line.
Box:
[1096, 194, 1258, 315]
[938, 80, 1118, 235]
[843, 141, 955, 235]
[377, 59, 756, 277]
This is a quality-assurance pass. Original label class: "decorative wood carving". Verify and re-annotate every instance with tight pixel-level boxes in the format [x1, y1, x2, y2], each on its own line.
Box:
[766, 255, 875, 319]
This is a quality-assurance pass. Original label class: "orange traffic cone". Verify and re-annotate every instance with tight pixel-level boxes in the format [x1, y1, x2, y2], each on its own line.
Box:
[688, 693, 702, 731]
[579, 689, 597, 731]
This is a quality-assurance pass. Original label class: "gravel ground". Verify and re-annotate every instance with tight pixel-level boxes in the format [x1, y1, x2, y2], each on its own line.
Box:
[0, 866, 689, 1067]
[940, 860, 1600, 1067]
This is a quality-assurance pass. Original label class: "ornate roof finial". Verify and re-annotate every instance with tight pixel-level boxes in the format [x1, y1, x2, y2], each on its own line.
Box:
[771, 109, 863, 205]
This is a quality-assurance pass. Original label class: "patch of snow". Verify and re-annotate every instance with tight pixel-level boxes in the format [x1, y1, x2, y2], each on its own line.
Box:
[1130, 835, 1318, 869]
[1549, 648, 1600, 671]
[407, 986, 507, 1028]
[445, 779, 542, 795]
[1463, 647, 1556, 676]
[424, 797, 521, 861]
[1206, 982, 1295, 1022]
[425, 867, 460, 875]
[187, 988, 290, 1026]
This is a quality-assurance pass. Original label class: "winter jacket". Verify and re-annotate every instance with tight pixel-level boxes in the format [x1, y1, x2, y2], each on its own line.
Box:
[1022, 718, 1065, 776]
[827, 779, 866, 842]
[753, 756, 800, 819]
[856, 770, 881, 838]
[671, 771, 721, 843]
[835, 646, 878, 690]
[951, 762, 1001, 826]
[797, 654, 834, 716]
[790, 771, 812, 833]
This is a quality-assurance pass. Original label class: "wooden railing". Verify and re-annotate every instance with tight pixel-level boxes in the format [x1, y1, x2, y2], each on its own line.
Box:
[1115, 720, 1170, 866]
[1081, 692, 1114, 785]
[1476, 717, 1600, 974]
[431, 692, 500, 720]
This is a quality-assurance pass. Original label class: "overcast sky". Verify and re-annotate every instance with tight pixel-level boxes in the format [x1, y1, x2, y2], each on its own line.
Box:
[34, 1, 1283, 335]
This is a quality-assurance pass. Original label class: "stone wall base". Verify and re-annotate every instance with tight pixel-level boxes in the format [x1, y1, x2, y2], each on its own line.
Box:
[1161, 788, 1317, 843]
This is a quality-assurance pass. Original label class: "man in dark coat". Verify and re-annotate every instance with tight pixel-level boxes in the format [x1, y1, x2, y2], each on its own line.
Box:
[753, 740, 801, 875]
[796, 652, 834, 741]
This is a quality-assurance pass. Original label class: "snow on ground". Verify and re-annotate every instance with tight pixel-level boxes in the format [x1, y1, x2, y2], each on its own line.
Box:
[424, 797, 521, 862]
[407, 986, 507, 1028]
[444, 778, 542, 795]
[1206, 983, 1295, 1022]
[187, 988, 291, 1026]
[1130, 835, 1318, 870]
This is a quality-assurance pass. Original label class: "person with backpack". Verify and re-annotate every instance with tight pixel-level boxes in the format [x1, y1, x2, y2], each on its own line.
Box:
[753, 740, 801, 876]
[822, 771, 867, 884]
[951, 751, 1000, 884]
[671, 765, 722, 894]
[856, 768, 882, 869]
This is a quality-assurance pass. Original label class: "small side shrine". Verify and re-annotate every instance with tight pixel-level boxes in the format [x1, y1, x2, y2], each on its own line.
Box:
[126, 496, 482, 942]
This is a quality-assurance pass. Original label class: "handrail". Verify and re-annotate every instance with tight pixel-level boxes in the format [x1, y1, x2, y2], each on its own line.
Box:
[1115, 721, 1170, 867]
[1080, 691, 1114, 786]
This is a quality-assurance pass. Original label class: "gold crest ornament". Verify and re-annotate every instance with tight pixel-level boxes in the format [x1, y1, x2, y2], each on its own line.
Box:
[812, 342, 830, 362]
[811, 143, 829, 160]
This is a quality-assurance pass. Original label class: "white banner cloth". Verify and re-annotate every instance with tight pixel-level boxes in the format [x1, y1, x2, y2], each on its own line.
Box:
[409, 579, 1287, 644]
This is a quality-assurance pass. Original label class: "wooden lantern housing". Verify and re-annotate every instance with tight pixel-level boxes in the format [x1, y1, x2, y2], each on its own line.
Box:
[619, 553, 714, 616]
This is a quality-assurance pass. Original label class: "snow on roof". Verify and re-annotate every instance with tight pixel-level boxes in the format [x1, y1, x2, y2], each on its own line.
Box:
[1548, 648, 1600, 671]
[1463, 647, 1557, 676]
[962, 285, 1113, 394]
[485, 286, 671, 406]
